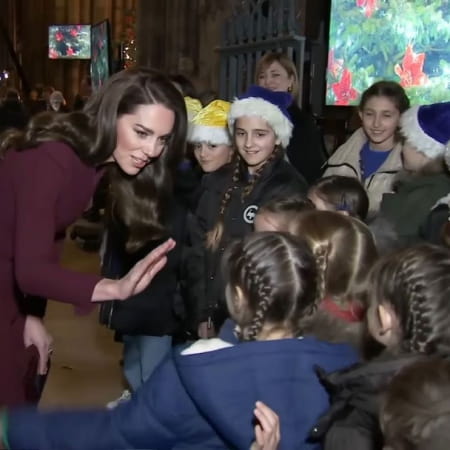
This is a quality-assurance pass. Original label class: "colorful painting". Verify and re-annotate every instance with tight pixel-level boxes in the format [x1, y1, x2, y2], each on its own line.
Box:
[326, 0, 450, 105]
[48, 25, 91, 60]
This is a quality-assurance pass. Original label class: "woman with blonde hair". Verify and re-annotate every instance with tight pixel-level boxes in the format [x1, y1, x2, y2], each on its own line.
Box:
[256, 51, 327, 184]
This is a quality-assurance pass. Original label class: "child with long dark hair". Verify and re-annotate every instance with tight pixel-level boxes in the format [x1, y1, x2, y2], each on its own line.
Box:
[188, 85, 308, 337]
[323, 80, 409, 214]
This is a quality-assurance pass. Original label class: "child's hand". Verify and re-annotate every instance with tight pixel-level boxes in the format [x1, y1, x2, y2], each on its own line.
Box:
[251, 401, 280, 450]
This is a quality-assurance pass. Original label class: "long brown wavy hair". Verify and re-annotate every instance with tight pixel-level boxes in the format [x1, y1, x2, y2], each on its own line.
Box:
[1, 68, 187, 252]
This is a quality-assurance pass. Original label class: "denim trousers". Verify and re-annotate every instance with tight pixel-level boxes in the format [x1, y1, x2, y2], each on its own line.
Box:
[122, 334, 172, 391]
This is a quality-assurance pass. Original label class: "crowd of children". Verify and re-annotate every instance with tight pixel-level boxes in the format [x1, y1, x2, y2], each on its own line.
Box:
[1, 50, 450, 450]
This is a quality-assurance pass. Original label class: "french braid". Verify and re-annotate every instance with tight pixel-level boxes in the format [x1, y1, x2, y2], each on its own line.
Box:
[396, 256, 431, 354]
[367, 244, 450, 356]
[223, 232, 318, 341]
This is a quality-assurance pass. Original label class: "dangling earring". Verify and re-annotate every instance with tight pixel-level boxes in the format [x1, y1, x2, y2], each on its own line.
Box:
[287, 86, 292, 92]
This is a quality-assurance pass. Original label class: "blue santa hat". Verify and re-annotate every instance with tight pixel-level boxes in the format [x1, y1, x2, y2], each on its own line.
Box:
[228, 85, 293, 148]
[400, 101, 450, 159]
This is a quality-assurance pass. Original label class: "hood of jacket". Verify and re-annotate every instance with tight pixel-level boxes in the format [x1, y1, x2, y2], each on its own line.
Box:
[174, 337, 359, 449]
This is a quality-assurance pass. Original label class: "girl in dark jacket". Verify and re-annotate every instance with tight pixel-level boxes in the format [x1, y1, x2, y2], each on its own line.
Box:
[310, 244, 450, 450]
[100, 195, 188, 398]
[188, 85, 308, 337]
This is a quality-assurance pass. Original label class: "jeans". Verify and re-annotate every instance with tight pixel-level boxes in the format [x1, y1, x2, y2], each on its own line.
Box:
[122, 335, 172, 391]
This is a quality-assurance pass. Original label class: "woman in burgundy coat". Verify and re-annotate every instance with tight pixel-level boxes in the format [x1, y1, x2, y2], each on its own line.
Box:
[0, 68, 187, 407]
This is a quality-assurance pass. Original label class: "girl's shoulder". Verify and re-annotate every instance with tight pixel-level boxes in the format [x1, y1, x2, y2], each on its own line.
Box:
[328, 128, 367, 161]
[259, 158, 308, 198]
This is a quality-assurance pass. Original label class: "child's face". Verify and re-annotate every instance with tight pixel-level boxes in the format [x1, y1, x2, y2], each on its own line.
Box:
[359, 96, 401, 151]
[193, 142, 233, 173]
[254, 212, 283, 232]
[235, 116, 279, 174]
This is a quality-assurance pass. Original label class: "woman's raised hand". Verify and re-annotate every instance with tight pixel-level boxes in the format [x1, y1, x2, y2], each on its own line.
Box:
[92, 239, 176, 302]
[116, 238, 176, 299]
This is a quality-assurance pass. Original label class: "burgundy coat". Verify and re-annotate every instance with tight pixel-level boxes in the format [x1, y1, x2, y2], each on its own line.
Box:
[0, 141, 102, 406]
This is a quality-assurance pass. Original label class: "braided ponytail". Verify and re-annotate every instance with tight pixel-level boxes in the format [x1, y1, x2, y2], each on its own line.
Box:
[312, 243, 329, 305]
[223, 232, 318, 341]
[206, 157, 240, 250]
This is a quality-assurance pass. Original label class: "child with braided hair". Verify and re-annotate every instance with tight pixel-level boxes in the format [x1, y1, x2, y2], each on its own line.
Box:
[0, 232, 358, 450]
[187, 85, 308, 338]
[253, 208, 378, 351]
[310, 243, 450, 450]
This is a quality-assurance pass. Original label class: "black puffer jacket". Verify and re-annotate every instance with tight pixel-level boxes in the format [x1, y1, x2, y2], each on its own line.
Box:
[309, 353, 427, 450]
[185, 154, 308, 331]
[99, 198, 188, 336]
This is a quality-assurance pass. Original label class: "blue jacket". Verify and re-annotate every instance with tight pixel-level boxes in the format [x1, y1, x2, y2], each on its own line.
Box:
[7, 338, 358, 450]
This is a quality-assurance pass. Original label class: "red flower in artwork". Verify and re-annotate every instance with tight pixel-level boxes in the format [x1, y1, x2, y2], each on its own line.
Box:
[55, 31, 63, 42]
[328, 49, 344, 78]
[67, 47, 75, 56]
[394, 44, 428, 87]
[356, 0, 377, 18]
[49, 48, 58, 59]
[70, 28, 78, 37]
[332, 69, 359, 105]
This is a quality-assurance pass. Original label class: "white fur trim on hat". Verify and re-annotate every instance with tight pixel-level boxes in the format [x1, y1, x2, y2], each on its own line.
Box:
[400, 105, 446, 159]
[188, 124, 231, 146]
[228, 97, 293, 148]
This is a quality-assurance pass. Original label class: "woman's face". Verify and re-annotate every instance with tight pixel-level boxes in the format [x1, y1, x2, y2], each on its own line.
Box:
[193, 142, 233, 173]
[257, 61, 294, 93]
[112, 104, 175, 176]
[402, 143, 431, 172]
[359, 96, 401, 151]
[235, 116, 279, 174]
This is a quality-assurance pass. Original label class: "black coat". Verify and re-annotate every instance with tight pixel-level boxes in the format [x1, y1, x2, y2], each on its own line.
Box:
[99, 198, 188, 336]
[286, 103, 327, 185]
[309, 353, 427, 450]
[185, 155, 308, 330]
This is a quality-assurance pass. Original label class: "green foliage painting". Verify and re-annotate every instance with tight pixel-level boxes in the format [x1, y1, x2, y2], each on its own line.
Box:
[326, 0, 450, 105]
